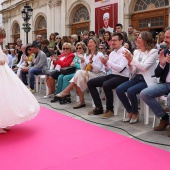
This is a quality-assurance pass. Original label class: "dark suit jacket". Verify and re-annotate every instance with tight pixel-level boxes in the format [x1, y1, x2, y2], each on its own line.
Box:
[155, 49, 170, 83]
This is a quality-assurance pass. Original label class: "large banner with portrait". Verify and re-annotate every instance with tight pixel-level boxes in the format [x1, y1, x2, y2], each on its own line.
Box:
[95, 0, 118, 35]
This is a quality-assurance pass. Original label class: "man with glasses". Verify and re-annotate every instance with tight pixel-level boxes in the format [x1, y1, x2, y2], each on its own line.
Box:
[87, 33, 130, 118]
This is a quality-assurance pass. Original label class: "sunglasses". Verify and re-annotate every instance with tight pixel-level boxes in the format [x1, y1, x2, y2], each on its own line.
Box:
[27, 49, 31, 50]
[56, 37, 61, 39]
[99, 48, 104, 50]
[76, 47, 82, 50]
[63, 48, 69, 50]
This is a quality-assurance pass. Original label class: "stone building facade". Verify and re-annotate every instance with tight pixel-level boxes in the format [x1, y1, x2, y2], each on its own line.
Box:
[0, 0, 170, 46]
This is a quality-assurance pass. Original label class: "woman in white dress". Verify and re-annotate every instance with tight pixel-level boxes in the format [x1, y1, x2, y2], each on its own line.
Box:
[0, 27, 40, 133]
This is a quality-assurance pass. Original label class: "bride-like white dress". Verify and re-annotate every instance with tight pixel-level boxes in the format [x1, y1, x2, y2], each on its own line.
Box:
[0, 47, 40, 128]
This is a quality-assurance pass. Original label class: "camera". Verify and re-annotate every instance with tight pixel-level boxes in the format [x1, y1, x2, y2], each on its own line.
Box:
[160, 43, 167, 49]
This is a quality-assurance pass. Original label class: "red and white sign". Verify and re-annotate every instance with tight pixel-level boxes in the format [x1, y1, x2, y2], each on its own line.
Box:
[95, 0, 118, 34]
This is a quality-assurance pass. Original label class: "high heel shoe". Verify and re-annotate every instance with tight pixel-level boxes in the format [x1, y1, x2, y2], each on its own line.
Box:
[130, 114, 139, 124]
[56, 91, 70, 98]
[123, 113, 133, 122]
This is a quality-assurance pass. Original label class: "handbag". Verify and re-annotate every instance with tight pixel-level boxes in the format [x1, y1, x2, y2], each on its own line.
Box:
[45, 69, 59, 76]
[85, 63, 93, 72]
[60, 66, 76, 75]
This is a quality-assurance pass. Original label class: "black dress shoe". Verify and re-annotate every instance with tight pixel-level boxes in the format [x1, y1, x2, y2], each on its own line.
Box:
[50, 96, 59, 103]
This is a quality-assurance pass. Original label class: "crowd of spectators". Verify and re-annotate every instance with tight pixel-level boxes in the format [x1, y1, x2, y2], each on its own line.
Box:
[2, 24, 170, 137]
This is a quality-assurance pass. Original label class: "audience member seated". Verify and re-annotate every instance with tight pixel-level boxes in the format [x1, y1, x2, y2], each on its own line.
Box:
[140, 27, 170, 137]
[56, 37, 105, 109]
[50, 42, 86, 102]
[54, 35, 62, 56]
[87, 33, 129, 118]
[45, 43, 75, 97]
[15, 45, 27, 76]
[41, 39, 53, 57]
[48, 33, 56, 52]
[21, 44, 48, 93]
[116, 31, 158, 124]
[2, 49, 13, 68]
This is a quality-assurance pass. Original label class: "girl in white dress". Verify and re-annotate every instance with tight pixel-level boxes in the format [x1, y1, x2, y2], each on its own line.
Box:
[0, 27, 40, 133]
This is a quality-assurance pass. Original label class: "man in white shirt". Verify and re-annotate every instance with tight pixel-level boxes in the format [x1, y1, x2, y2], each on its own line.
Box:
[87, 33, 130, 118]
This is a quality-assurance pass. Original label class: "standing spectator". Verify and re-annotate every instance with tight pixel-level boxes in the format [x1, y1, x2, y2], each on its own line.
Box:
[127, 25, 135, 42]
[115, 23, 123, 33]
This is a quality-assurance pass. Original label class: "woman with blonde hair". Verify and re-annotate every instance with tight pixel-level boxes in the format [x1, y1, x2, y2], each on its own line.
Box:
[51, 42, 87, 103]
[44, 42, 75, 97]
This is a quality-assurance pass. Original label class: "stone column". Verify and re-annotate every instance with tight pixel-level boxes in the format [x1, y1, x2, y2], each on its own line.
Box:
[124, 14, 132, 32]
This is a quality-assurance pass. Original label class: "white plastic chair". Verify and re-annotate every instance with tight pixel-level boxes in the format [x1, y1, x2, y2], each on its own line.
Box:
[35, 58, 51, 94]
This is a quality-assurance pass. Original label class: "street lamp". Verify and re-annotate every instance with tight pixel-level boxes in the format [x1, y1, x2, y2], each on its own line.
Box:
[21, 4, 33, 44]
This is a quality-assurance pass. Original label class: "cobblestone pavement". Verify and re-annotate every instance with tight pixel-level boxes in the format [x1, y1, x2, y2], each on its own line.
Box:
[34, 89, 170, 152]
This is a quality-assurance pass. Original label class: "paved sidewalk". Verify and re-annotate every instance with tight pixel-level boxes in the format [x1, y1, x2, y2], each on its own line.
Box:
[34, 89, 170, 152]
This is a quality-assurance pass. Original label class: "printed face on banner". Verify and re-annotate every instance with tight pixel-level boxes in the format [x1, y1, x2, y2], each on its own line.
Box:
[95, 0, 118, 35]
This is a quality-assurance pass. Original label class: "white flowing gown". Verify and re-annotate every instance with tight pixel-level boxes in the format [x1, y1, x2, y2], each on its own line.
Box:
[0, 47, 40, 128]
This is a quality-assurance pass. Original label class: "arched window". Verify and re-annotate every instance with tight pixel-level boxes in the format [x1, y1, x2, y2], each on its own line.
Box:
[134, 0, 169, 12]
[38, 17, 47, 29]
[73, 6, 89, 23]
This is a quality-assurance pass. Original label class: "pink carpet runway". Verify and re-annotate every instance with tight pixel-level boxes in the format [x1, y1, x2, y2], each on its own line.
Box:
[0, 107, 169, 170]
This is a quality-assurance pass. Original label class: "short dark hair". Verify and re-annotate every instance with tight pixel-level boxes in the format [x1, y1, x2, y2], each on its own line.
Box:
[25, 45, 32, 56]
[112, 33, 124, 44]
[30, 43, 40, 49]
[88, 31, 95, 36]
[116, 23, 123, 28]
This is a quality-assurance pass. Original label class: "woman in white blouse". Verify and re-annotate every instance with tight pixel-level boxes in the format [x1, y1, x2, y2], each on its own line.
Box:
[116, 31, 158, 124]
[56, 37, 105, 109]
